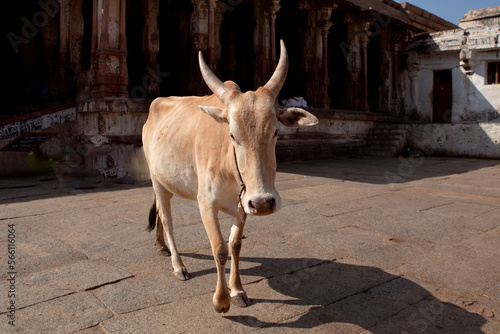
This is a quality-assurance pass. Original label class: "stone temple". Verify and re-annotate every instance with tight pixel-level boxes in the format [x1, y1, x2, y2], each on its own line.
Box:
[1, 1, 499, 178]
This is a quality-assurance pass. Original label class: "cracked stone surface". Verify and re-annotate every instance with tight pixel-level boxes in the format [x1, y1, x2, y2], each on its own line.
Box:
[0, 157, 499, 333]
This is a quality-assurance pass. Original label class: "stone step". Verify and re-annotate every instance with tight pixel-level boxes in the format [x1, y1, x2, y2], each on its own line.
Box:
[274, 123, 408, 160]
[276, 139, 363, 162]
[361, 125, 407, 157]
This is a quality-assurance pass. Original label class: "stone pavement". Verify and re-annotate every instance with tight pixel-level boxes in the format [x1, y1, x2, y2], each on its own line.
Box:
[1, 156, 500, 333]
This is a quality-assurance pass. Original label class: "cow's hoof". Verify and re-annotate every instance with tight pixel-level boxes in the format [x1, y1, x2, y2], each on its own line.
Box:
[231, 291, 251, 307]
[173, 267, 189, 281]
[214, 305, 230, 313]
[213, 295, 231, 313]
[156, 246, 171, 257]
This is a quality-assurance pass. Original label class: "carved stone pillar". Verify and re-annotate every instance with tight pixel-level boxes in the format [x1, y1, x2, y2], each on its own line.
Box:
[90, 0, 128, 98]
[319, 12, 333, 109]
[270, 0, 280, 70]
[345, 36, 361, 109]
[144, 0, 160, 97]
[391, 43, 401, 115]
[345, 16, 372, 111]
[407, 51, 421, 117]
[208, 0, 217, 69]
[360, 30, 370, 111]
[58, 0, 71, 95]
[302, 5, 335, 108]
[253, 0, 281, 88]
[189, 0, 209, 94]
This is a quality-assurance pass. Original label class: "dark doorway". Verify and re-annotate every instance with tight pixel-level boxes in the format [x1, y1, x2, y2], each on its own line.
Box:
[487, 62, 500, 85]
[433, 70, 453, 123]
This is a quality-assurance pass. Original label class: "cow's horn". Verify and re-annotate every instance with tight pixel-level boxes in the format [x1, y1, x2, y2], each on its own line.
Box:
[264, 40, 289, 96]
[199, 51, 231, 103]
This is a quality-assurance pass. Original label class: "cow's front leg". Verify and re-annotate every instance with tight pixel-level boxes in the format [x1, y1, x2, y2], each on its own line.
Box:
[198, 199, 231, 313]
[228, 217, 251, 307]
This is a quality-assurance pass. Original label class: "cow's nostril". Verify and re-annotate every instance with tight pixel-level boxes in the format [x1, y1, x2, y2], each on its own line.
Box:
[267, 198, 276, 211]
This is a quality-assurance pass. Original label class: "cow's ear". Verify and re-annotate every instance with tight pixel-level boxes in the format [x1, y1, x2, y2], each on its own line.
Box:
[277, 107, 318, 127]
[198, 106, 228, 124]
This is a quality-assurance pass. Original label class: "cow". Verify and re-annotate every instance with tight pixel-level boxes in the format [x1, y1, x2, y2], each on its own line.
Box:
[142, 40, 318, 313]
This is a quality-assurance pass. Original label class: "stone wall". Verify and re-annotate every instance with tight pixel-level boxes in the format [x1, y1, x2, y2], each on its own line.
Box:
[405, 123, 500, 158]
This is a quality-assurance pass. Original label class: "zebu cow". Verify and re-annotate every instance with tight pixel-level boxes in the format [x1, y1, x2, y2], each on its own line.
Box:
[142, 40, 318, 313]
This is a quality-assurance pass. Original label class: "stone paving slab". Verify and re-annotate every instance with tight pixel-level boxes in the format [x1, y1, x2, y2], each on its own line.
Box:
[0, 260, 132, 311]
[398, 226, 500, 296]
[0, 157, 499, 333]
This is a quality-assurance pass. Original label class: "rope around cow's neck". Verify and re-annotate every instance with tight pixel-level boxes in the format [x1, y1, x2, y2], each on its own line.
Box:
[232, 145, 247, 221]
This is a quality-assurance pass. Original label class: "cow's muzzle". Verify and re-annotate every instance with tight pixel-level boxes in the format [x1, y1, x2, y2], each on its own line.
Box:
[246, 194, 280, 216]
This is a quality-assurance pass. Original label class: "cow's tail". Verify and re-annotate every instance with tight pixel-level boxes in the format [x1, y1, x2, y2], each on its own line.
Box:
[147, 193, 157, 231]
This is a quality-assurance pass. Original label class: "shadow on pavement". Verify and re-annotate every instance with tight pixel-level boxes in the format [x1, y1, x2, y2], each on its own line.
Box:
[185, 253, 486, 333]
[0, 174, 151, 205]
[277, 156, 499, 186]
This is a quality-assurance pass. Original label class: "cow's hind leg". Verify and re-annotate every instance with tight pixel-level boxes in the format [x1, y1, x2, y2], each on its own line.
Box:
[155, 216, 172, 256]
[149, 196, 171, 256]
[228, 217, 251, 307]
[152, 181, 189, 280]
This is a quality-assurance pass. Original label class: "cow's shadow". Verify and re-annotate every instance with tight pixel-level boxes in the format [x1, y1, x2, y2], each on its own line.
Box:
[184, 253, 486, 332]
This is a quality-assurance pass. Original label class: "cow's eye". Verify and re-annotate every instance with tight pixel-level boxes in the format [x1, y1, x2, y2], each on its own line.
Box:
[273, 129, 279, 138]
[230, 132, 236, 141]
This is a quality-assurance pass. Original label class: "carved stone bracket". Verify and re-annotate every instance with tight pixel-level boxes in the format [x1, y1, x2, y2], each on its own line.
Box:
[460, 31, 473, 75]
